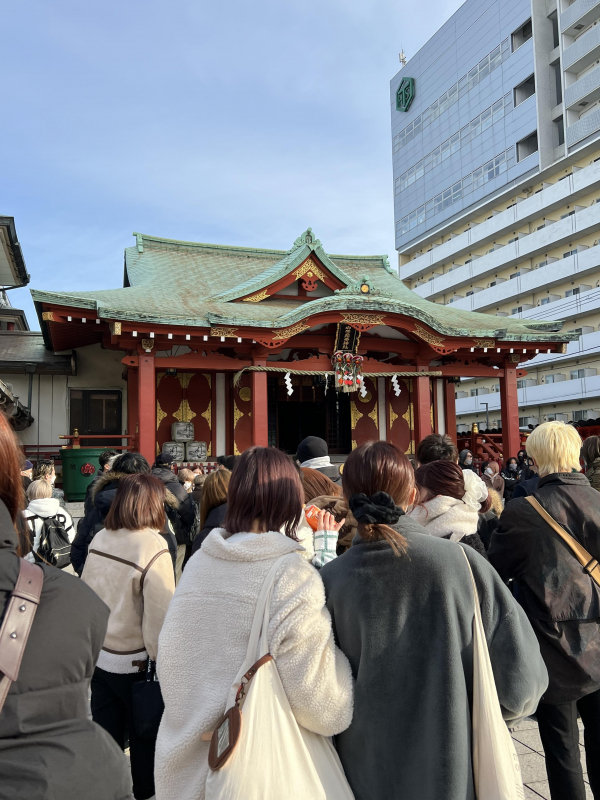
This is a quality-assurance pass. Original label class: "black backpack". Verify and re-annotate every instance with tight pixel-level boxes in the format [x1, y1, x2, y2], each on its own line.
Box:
[165, 499, 201, 546]
[27, 513, 72, 569]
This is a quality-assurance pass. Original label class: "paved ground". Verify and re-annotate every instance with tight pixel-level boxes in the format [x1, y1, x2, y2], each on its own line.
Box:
[512, 716, 591, 799]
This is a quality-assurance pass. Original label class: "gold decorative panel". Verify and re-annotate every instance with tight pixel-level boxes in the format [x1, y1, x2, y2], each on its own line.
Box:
[201, 402, 211, 425]
[141, 338, 153, 351]
[239, 387, 251, 402]
[210, 326, 238, 338]
[233, 401, 244, 427]
[389, 407, 398, 426]
[473, 338, 495, 348]
[156, 402, 167, 429]
[173, 400, 196, 423]
[272, 321, 310, 340]
[368, 407, 378, 425]
[243, 289, 269, 302]
[350, 401, 361, 430]
[293, 259, 326, 282]
[42, 312, 54, 321]
[342, 313, 385, 327]
[412, 324, 445, 347]
[178, 372, 193, 389]
[358, 390, 372, 404]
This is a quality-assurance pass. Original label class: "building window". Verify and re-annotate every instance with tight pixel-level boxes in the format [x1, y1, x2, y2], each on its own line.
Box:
[512, 19, 532, 52]
[571, 368, 597, 379]
[396, 148, 515, 235]
[394, 95, 512, 194]
[392, 39, 510, 152]
[70, 390, 122, 447]
[514, 74, 535, 107]
[516, 131, 538, 162]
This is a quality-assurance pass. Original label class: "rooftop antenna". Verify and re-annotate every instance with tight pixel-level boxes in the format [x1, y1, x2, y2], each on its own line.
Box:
[399, 47, 407, 66]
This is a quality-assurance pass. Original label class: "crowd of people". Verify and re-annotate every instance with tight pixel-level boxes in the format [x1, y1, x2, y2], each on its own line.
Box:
[1, 415, 600, 800]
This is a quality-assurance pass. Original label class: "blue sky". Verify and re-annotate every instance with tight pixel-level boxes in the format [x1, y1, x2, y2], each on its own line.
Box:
[3, 0, 464, 330]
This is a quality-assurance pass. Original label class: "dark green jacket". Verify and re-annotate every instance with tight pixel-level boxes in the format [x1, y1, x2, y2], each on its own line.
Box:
[321, 517, 547, 800]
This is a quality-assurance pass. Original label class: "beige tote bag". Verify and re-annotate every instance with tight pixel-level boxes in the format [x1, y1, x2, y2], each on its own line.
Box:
[461, 549, 524, 800]
[205, 555, 355, 800]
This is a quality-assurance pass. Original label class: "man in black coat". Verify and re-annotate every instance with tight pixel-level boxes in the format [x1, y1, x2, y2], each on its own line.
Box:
[296, 436, 341, 483]
[489, 421, 600, 800]
[0, 500, 132, 799]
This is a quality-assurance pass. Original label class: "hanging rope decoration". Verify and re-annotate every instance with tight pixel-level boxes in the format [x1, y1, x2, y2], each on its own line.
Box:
[284, 372, 293, 396]
[232, 365, 442, 386]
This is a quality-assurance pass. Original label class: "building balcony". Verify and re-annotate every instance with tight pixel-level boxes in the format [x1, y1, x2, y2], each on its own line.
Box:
[517, 328, 600, 368]
[517, 280, 600, 323]
[565, 63, 600, 111]
[563, 21, 600, 74]
[567, 104, 600, 146]
[411, 201, 600, 300]
[561, 0, 600, 38]
[441, 245, 600, 313]
[399, 159, 600, 280]
[455, 373, 600, 416]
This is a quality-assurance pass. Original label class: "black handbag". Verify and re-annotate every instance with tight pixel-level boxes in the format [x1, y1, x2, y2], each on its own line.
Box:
[131, 658, 164, 739]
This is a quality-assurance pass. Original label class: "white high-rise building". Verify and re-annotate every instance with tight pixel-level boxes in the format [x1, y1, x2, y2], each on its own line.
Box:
[391, 0, 600, 434]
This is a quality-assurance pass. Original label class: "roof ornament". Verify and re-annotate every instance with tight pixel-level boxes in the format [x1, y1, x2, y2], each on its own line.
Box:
[292, 228, 322, 250]
[335, 275, 391, 298]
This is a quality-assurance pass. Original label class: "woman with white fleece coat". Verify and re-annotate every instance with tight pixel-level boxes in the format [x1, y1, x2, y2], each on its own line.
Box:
[155, 446, 353, 800]
[409, 460, 488, 558]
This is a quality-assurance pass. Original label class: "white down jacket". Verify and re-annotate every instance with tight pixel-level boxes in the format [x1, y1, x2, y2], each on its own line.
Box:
[23, 498, 74, 564]
[154, 528, 354, 800]
[408, 494, 479, 542]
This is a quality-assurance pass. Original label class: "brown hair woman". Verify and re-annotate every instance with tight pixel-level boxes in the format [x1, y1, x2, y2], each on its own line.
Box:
[190, 468, 231, 555]
[301, 467, 342, 504]
[82, 473, 175, 800]
[318, 440, 548, 800]
[155, 446, 354, 800]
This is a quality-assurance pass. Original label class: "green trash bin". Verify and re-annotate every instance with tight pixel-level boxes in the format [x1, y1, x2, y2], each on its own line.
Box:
[61, 448, 105, 502]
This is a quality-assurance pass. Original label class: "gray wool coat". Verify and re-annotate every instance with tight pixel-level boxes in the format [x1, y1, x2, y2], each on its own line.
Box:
[320, 516, 548, 800]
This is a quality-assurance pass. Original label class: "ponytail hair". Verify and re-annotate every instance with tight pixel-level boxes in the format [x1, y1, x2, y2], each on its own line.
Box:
[342, 441, 414, 556]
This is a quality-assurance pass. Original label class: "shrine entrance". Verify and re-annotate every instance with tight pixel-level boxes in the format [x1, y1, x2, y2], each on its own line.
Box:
[268, 375, 352, 455]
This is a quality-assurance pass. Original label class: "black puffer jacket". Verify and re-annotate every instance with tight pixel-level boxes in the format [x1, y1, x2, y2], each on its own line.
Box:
[71, 471, 178, 575]
[190, 503, 228, 555]
[489, 472, 600, 703]
[0, 501, 132, 800]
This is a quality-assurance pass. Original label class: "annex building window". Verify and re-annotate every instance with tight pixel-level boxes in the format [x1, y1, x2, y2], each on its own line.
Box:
[517, 131, 538, 162]
[514, 74, 535, 107]
[512, 19, 532, 52]
[70, 389, 122, 446]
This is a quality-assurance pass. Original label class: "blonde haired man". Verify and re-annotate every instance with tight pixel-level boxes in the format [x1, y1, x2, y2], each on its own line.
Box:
[489, 421, 600, 800]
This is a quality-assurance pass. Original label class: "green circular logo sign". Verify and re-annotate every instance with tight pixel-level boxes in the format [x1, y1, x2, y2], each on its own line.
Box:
[396, 77, 415, 112]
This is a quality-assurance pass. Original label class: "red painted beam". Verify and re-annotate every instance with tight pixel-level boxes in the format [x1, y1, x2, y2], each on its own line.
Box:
[500, 367, 520, 460]
[444, 380, 457, 443]
[251, 361, 269, 447]
[137, 354, 156, 464]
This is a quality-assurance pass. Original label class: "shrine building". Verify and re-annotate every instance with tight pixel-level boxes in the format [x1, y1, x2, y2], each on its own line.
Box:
[30, 228, 577, 465]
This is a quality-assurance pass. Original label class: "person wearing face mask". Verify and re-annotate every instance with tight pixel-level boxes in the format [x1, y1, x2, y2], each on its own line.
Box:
[458, 449, 476, 472]
[481, 460, 505, 496]
[501, 457, 520, 501]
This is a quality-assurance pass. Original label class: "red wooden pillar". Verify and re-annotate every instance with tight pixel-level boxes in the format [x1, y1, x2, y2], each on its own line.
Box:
[444, 379, 457, 443]
[138, 353, 156, 464]
[414, 371, 432, 443]
[127, 368, 139, 448]
[500, 366, 520, 461]
[251, 363, 269, 447]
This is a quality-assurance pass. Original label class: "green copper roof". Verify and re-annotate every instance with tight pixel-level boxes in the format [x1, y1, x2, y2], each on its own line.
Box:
[31, 229, 577, 343]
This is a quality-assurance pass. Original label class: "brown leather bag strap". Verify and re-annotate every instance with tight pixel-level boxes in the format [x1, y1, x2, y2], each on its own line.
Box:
[0, 559, 44, 714]
[526, 496, 600, 588]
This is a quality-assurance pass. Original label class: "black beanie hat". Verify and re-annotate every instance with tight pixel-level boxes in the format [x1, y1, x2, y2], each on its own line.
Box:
[296, 436, 328, 463]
